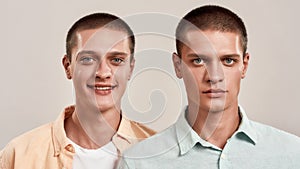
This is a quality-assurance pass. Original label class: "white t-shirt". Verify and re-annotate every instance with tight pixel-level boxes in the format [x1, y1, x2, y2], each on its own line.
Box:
[68, 139, 119, 169]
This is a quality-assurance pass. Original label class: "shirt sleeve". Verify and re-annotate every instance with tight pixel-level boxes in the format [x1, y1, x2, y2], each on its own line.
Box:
[0, 149, 3, 168]
[0, 142, 15, 169]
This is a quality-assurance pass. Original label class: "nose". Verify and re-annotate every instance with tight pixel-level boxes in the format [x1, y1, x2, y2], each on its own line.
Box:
[205, 61, 224, 84]
[95, 60, 112, 79]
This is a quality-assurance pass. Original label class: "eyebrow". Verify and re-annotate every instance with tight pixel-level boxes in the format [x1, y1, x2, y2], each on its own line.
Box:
[76, 50, 129, 60]
[106, 51, 129, 57]
[219, 54, 241, 59]
[78, 50, 96, 55]
[187, 53, 241, 59]
[186, 53, 210, 60]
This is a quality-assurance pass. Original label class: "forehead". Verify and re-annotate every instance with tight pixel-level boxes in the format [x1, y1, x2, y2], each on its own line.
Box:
[73, 28, 130, 56]
[181, 30, 243, 57]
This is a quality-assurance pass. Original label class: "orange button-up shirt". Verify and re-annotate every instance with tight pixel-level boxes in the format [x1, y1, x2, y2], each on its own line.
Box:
[0, 106, 155, 169]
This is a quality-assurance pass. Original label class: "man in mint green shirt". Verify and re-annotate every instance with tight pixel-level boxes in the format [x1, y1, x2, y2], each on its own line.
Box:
[118, 5, 300, 169]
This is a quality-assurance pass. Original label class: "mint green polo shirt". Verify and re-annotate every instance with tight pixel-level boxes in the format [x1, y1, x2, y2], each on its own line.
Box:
[119, 106, 300, 169]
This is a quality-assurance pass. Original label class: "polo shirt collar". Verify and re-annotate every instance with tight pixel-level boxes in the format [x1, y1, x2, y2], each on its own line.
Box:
[175, 107, 202, 155]
[235, 106, 258, 145]
[175, 105, 258, 155]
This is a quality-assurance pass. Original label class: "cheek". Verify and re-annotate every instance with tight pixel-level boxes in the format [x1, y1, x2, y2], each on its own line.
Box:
[112, 68, 130, 82]
[183, 68, 202, 90]
[73, 66, 97, 83]
[224, 70, 242, 90]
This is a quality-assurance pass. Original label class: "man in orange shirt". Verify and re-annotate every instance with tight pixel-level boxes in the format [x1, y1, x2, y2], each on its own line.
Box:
[0, 13, 155, 169]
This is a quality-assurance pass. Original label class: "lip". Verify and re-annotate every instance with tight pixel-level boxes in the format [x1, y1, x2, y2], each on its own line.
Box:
[202, 89, 227, 98]
[87, 83, 118, 95]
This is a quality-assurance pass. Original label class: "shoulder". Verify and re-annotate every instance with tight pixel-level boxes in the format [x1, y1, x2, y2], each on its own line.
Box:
[114, 117, 157, 153]
[250, 120, 300, 146]
[123, 123, 177, 158]
[0, 122, 54, 168]
[119, 117, 156, 139]
[1, 122, 53, 155]
[129, 120, 157, 138]
[11, 122, 53, 145]
[251, 120, 300, 139]
[119, 125, 178, 169]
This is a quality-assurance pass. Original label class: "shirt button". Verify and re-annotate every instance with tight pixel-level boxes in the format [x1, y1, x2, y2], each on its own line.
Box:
[221, 153, 226, 159]
[65, 144, 74, 153]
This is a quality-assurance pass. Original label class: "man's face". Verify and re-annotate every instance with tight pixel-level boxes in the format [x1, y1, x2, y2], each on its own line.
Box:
[64, 28, 134, 112]
[173, 30, 249, 113]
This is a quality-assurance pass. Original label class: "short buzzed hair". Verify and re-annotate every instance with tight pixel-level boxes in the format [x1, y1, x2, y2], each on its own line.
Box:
[176, 5, 247, 56]
[66, 13, 135, 61]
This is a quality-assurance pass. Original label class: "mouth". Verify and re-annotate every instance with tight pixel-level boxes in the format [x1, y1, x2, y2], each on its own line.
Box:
[87, 84, 118, 94]
[203, 89, 226, 94]
[94, 86, 115, 90]
[202, 89, 227, 98]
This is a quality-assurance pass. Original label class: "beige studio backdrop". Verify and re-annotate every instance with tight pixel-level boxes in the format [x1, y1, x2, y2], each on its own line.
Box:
[0, 0, 299, 149]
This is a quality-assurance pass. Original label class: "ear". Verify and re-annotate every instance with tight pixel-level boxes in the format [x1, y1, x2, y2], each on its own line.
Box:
[241, 53, 250, 79]
[128, 58, 135, 80]
[62, 55, 72, 79]
[172, 52, 183, 79]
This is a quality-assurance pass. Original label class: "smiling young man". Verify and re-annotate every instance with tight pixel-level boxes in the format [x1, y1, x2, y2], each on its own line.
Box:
[0, 13, 155, 169]
[118, 5, 300, 169]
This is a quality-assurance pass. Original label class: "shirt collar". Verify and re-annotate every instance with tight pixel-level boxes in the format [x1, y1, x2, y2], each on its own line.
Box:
[113, 115, 156, 153]
[175, 105, 258, 155]
[52, 106, 148, 156]
[175, 107, 202, 155]
[235, 106, 258, 145]
[52, 105, 74, 156]
[112, 116, 137, 153]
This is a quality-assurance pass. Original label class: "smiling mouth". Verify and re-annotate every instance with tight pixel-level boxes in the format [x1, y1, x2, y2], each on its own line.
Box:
[87, 84, 117, 91]
[94, 86, 114, 91]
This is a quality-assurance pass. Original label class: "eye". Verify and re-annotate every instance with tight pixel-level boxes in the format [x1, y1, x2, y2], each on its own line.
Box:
[80, 57, 96, 65]
[223, 58, 235, 66]
[111, 57, 124, 64]
[193, 58, 204, 65]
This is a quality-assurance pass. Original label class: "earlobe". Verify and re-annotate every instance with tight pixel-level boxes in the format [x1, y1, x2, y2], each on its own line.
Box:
[62, 55, 72, 79]
[172, 52, 183, 79]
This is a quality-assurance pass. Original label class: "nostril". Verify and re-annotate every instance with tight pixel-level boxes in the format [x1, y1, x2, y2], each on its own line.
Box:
[207, 77, 223, 84]
[208, 79, 217, 84]
[95, 71, 112, 79]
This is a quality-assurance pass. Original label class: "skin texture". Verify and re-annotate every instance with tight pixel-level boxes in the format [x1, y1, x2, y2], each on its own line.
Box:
[173, 30, 249, 148]
[62, 28, 135, 149]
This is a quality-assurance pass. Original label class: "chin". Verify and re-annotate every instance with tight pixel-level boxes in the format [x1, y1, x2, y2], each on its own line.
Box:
[202, 101, 227, 113]
[96, 104, 112, 112]
[207, 107, 225, 113]
[97, 100, 121, 112]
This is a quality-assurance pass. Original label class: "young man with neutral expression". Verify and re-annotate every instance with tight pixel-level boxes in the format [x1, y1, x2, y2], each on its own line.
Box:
[119, 5, 300, 169]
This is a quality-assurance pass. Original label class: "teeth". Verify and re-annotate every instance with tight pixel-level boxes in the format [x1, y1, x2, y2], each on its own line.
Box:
[95, 86, 112, 90]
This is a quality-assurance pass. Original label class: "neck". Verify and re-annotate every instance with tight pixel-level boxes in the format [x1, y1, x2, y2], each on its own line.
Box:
[187, 102, 240, 149]
[65, 104, 121, 149]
